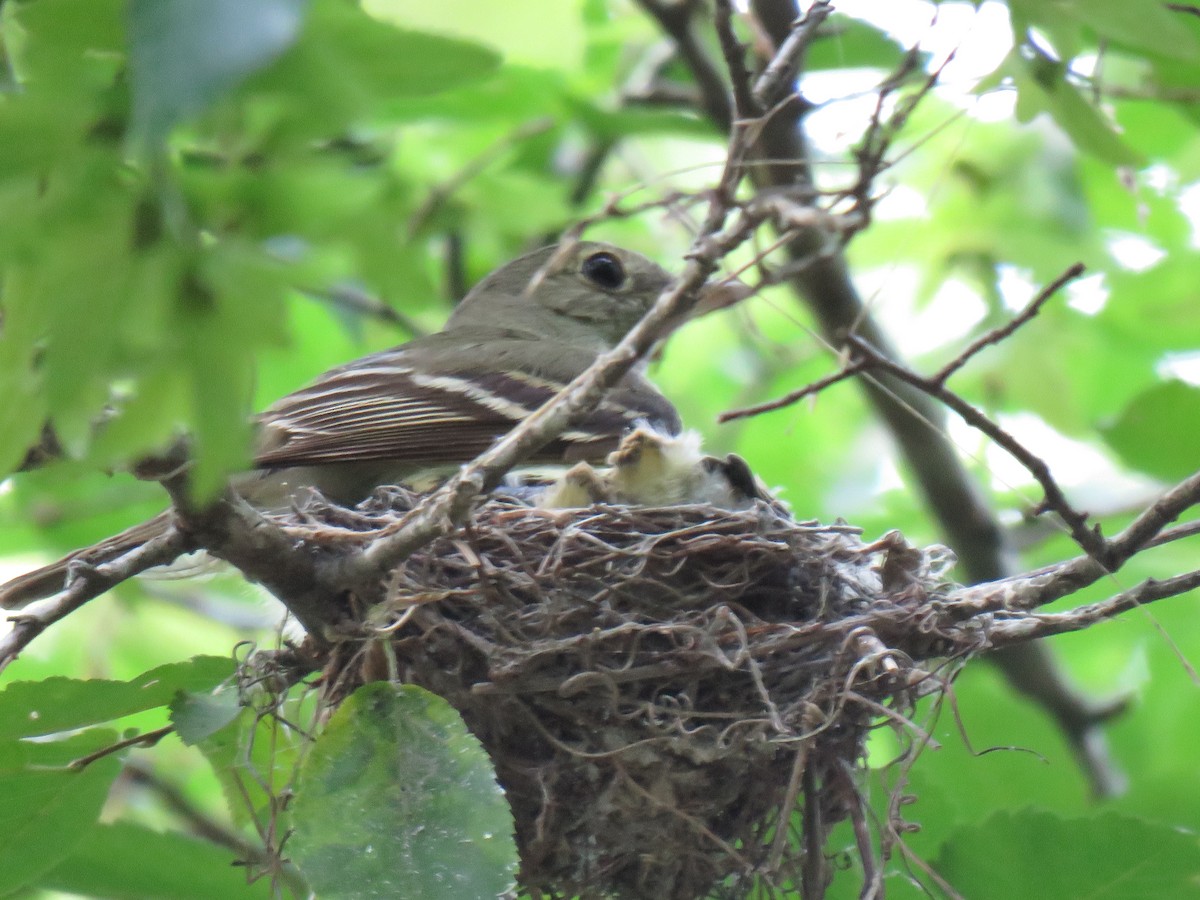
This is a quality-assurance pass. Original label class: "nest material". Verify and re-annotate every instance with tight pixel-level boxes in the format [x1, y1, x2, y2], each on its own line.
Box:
[311, 487, 957, 899]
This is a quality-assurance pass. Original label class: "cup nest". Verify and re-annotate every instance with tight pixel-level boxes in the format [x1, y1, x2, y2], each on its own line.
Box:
[304, 486, 958, 899]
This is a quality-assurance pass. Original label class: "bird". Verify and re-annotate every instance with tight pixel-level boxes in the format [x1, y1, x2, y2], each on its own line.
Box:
[535, 425, 766, 511]
[0, 241, 745, 609]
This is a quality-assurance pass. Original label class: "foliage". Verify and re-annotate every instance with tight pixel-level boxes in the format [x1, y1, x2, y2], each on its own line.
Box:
[0, 0, 1199, 897]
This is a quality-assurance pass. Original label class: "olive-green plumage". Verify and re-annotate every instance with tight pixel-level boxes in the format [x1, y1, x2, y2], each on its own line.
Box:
[2, 241, 739, 610]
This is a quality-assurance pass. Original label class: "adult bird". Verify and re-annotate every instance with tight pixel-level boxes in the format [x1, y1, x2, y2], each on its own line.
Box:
[0, 241, 741, 609]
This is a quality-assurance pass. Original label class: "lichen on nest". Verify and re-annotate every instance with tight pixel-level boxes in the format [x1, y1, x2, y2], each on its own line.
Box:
[300, 485, 958, 899]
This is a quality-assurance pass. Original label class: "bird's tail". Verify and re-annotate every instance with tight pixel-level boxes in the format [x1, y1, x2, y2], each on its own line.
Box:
[0, 511, 173, 609]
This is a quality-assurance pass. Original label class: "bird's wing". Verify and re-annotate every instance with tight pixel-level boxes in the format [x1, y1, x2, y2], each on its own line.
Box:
[253, 341, 679, 469]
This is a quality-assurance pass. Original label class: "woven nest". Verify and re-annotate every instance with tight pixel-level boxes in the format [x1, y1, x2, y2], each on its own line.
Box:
[308, 486, 958, 899]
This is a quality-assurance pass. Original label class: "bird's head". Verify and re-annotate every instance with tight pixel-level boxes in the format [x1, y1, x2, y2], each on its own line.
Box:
[446, 241, 747, 349]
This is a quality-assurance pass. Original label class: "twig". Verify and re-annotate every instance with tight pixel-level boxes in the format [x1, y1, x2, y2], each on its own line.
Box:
[1106, 469, 1200, 565]
[846, 333, 1109, 563]
[406, 117, 555, 238]
[301, 284, 427, 336]
[69, 726, 174, 770]
[125, 761, 258, 858]
[719, 357, 869, 422]
[0, 526, 193, 673]
[713, 0, 760, 119]
[768, 745, 809, 872]
[932, 263, 1085, 385]
[973, 568, 1200, 644]
[1147, 518, 1200, 550]
[848, 45, 941, 230]
[800, 761, 825, 899]
[636, 0, 734, 129]
[1166, 3, 1200, 19]
[752, 1, 833, 109]
[948, 469, 1200, 619]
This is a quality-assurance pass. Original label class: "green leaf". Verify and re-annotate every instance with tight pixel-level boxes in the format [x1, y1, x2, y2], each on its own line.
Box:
[364, 0, 586, 70]
[934, 809, 1200, 898]
[1103, 254, 1200, 350]
[174, 243, 289, 497]
[0, 657, 235, 739]
[807, 14, 911, 72]
[289, 683, 517, 899]
[194, 707, 285, 828]
[246, 3, 501, 139]
[1012, 52, 1144, 167]
[1100, 380, 1200, 482]
[38, 821, 276, 899]
[967, 303, 1159, 436]
[127, 0, 308, 145]
[1065, 0, 1200, 62]
[171, 686, 244, 745]
[0, 737, 122, 897]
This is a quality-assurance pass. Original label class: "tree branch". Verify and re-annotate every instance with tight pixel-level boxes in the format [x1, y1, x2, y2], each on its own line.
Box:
[638, 0, 1129, 796]
[0, 526, 194, 673]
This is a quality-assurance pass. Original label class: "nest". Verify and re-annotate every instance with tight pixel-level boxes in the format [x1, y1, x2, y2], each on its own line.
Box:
[307, 487, 958, 899]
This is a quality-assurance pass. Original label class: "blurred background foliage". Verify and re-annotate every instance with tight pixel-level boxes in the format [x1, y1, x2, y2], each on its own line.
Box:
[1, 0, 1199, 897]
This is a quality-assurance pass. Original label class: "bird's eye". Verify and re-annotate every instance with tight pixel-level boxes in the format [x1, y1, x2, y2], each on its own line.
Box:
[581, 251, 627, 290]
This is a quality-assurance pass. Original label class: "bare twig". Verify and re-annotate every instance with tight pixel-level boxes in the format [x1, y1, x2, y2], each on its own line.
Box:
[719, 357, 869, 421]
[125, 762, 261, 861]
[972, 568, 1200, 644]
[1106, 469, 1200, 565]
[946, 468, 1200, 622]
[845, 334, 1109, 563]
[1147, 518, 1200, 551]
[69, 726, 174, 770]
[713, 0, 760, 119]
[636, 0, 734, 129]
[932, 263, 1086, 385]
[0, 526, 193, 673]
[752, 1, 833, 109]
[1166, 3, 1200, 19]
[302, 284, 427, 336]
[406, 117, 555, 238]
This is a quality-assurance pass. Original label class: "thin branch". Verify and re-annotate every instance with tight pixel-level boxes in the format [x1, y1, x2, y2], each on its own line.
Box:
[752, 1, 833, 109]
[976, 568, 1200, 644]
[0, 526, 193, 673]
[947, 468, 1200, 619]
[406, 117, 555, 238]
[123, 761, 309, 896]
[1166, 3, 1200, 19]
[301, 284, 427, 336]
[1106, 469, 1200, 565]
[719, 358, 869, 422]
[718, 261, 1107, 558]
[846, 334, 1108, 562]
[636, 0, 734, 130]
[713, 0, 760, 119]
[800, 761, 825, 899]
[932, 262, 1085, 385]
[1147, 517, 1200, 550]
[124, 762, 257, 857]
[69, 726, 174, 770]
